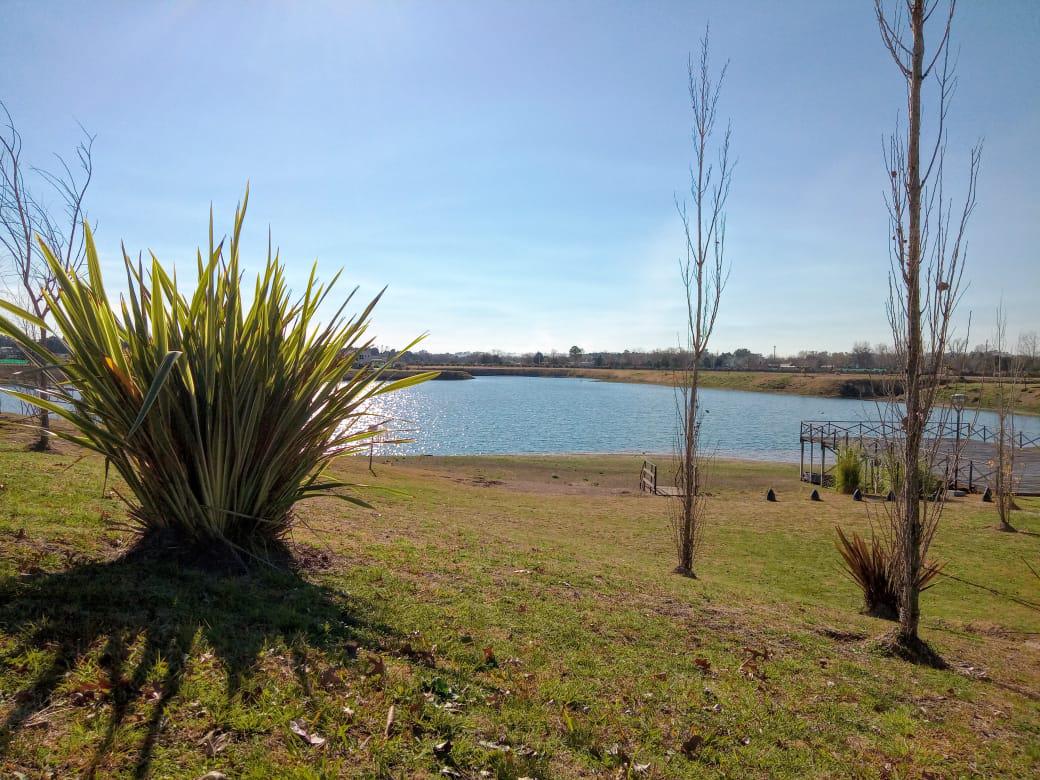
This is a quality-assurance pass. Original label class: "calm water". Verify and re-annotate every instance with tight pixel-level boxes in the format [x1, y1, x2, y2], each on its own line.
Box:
[363, 376, 1040, 461]
[5, 376, 1038, 461]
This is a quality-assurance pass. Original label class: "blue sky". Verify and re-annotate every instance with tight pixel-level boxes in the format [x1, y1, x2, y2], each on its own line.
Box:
[2, 0, 1037, 354]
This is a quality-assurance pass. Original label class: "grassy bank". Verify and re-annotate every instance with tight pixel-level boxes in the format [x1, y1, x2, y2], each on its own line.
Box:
[1, 422, 1038, 777]
[393, 365, 905, 399]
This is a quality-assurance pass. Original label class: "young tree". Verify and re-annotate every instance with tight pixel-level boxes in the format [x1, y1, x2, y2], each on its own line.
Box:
[852, 341, 875, 369]
[671, 25, 732, 577]
[0, 101, 94, 450]
[1018, 331, 1038, 375]
[875, 0, 981, 659]
[991, 308, 1020, 532]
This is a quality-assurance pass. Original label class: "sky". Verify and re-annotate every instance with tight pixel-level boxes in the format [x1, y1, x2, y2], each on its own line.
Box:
[1, 0, 1037, 356]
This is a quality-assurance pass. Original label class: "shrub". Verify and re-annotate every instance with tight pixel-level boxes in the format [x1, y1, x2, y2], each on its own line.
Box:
[834, 527, 942, 619]
[881, 449, 943, 496]
[834, 446, 863, 494]
[0, 192, 433, 557]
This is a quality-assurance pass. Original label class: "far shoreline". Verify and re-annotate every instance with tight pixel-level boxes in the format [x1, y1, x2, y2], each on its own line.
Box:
[3, 361, 1038, 415]
[378, 364, 1040, 416]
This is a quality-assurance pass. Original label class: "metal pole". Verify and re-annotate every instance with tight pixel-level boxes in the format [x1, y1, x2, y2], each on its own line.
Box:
[954, 406, 961, 488]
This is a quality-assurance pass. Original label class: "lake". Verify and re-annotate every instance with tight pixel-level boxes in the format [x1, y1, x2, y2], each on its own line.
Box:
[362, 376, 1040, 461]
[5, 376, 1038, 461]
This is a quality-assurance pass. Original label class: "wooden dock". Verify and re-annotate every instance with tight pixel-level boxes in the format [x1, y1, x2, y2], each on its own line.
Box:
[800, 420, 1040, 495]
[639, 459, 683, 497]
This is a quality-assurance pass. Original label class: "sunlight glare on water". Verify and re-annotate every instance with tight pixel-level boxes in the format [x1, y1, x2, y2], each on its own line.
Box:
[356, 376, 1040, 461]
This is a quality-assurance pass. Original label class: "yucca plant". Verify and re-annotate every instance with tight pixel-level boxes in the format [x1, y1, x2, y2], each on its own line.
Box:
[0, 191, 434, 558]
[834, 526, 941, 620]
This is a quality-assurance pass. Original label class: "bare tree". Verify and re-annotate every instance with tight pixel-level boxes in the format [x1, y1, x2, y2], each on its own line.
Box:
[0, 101, 94, 450]
[1018, 331, 1038, 375]
[991, 307, 1020, 532]
[875, 0, 981, 659]
[671, 25, 732, 578]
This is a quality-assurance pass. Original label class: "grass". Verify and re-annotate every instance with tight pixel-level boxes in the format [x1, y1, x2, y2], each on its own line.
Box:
[937, 378, 1040, 418]
[1, 420, 1039, 777]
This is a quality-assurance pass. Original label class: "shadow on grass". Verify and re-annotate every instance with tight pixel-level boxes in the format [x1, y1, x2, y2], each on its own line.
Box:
[0, 537, 396, 778]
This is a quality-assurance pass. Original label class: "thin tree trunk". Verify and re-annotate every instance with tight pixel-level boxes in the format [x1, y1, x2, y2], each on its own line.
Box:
[35, 327, 51, 450]
[897, 0, 927, 647]
[671, 25, 731, 578]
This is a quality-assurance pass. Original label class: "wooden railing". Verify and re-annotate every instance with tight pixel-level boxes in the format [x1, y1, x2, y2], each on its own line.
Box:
[800, 419, 1040, 450]
[639, 460, 658, 494]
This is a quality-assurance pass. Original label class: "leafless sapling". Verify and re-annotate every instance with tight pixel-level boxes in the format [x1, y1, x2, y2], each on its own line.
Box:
[0, 102, 94, 450]
[671, 25, 732, 578]
[991, 308, 1021, 532]
[874, 0, 981, 660]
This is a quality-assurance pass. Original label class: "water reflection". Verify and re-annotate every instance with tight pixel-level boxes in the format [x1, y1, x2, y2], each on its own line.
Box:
[362, 376, 1040, 460]
[5, 376, 1036, 462]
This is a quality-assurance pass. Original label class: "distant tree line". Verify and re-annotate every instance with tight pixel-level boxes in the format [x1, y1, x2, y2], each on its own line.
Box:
[394, 334, 1039, 376]
[8, 334, 1035, 378]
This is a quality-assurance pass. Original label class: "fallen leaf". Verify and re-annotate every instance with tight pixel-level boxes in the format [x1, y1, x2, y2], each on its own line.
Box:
[434, 739, 453, 757]
[694, 657, 711, 673]
[200, 729, 230, 758]
[401, 642, 436, 666]
[482, 646, 498, 667]
[681, 732, 704, 757]
[319, 667, 342, 689]
[384, 704, 397, 738]
[289, 719, 326, 748]
[478, 738, 511, 752]
[739, 660, 760, 679]
[363, 653, 386, 677]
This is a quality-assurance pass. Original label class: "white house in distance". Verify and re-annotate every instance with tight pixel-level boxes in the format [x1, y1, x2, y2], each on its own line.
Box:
[356, 346, 384, 367]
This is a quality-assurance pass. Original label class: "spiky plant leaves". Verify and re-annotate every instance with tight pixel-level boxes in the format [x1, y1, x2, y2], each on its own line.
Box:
[834, 446, 863, 495]
[834, 526, 942, 620]
[0, 191, 434, 556]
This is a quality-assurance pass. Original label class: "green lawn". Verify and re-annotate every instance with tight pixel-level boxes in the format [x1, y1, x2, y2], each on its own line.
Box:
[1, 428, 1038, 778]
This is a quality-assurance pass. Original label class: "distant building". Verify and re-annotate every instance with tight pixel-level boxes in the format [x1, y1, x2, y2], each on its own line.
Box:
[356, 346, 382, 366]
